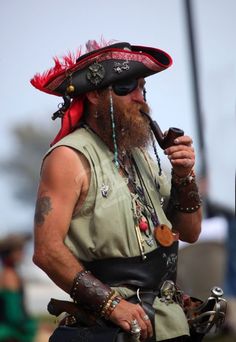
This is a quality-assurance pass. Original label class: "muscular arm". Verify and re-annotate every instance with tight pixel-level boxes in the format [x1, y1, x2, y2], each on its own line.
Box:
[33, 146, 91, 293]
[33, 145, 153, 339]
[164, 135, 202, 243]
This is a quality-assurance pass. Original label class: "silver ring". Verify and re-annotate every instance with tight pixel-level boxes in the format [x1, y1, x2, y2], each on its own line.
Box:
[131, 326, 141, 334]
[130, 319, 141, 335]
[143, 314, 149, 321]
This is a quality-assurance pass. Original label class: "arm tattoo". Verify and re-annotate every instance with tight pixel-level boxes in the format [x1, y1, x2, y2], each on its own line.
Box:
[34, 196, 53, 226]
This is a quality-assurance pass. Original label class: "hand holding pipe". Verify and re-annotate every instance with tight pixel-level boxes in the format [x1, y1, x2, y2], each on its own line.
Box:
[140, 110, 184, 149]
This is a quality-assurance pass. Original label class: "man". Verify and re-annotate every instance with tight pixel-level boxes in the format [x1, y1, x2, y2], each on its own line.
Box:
[31, 40, 202, 341]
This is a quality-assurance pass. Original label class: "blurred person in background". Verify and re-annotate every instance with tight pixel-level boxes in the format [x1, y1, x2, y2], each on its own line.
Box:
[0, 233, 38, 342]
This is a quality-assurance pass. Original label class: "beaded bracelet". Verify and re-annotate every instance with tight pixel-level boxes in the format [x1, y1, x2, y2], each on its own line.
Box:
[70, 270, 114, 314]
[171, 169, 195, 186]
[170, 169, 202, 213]
[101, 293, 122, 319]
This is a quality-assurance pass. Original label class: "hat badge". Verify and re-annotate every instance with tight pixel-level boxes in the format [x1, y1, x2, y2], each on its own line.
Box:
[87, 61, 105, 85]
[113, 61, 130, 74]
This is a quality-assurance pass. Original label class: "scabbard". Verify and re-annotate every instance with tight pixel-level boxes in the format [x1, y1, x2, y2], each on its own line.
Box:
[47, 298, 98, 326]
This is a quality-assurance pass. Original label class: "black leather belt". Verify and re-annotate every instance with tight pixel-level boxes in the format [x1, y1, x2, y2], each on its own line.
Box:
[82, 243, 178, 290]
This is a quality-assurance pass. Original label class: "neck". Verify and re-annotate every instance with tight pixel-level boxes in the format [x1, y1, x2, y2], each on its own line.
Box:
[85, 111, 116, 153]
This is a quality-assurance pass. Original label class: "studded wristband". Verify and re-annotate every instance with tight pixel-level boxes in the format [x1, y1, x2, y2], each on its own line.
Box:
[70, 270, 114, 314]
[170, 169, 202, 213]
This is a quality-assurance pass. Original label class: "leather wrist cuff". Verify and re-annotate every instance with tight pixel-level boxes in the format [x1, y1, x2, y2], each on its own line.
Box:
[170, 170, 202, 213]
[70, 270, 114, 314]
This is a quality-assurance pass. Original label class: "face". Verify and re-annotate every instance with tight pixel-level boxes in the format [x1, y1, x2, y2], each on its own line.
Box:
[1, 246, 25, 267]
[95, 78, 152, 152]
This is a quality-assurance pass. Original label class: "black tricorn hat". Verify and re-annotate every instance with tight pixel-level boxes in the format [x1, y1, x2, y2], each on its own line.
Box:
[31, 41, 172, 98]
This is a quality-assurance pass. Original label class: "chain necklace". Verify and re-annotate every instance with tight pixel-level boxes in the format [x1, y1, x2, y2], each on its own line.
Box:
[118, 152, 159, 230]
[119, 151, 177, 254]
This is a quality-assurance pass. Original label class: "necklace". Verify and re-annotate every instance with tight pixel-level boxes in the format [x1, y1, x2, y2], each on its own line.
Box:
[119, 153, 157, 246]
[120, 153, 176, 252]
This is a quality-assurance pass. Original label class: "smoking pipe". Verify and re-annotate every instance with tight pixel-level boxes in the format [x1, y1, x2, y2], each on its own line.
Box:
[140, 110, 184, 149]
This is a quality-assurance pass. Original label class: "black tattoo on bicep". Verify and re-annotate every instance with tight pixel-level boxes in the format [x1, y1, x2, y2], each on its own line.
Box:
[34, 196, 53, 226]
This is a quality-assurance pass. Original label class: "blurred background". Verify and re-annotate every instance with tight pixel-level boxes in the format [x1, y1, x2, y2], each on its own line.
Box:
[0, 0, 235, 341]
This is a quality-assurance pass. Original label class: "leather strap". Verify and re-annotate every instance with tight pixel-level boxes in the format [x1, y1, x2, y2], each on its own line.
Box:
[82, 244, 178, 289]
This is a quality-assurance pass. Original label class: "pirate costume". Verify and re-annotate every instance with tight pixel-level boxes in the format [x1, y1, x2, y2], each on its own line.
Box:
[31, 40, 211, 342]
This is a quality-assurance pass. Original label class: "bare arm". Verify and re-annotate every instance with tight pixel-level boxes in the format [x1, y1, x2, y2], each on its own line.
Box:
[33, 146, 90, 293]
[164, 135, 202, 243]
[33, 145, 153, 340]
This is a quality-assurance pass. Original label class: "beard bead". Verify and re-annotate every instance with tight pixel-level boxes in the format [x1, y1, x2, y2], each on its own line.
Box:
[109, 87, 119, 168]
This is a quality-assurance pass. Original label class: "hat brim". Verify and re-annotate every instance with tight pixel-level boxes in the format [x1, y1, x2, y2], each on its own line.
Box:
[31, 43, 172, 98]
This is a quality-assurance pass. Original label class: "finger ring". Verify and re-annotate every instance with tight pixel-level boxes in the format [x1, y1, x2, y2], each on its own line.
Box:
[143, 314, 149, 320]
[130, 319, 141, 335]
[131, 326, 141, 334]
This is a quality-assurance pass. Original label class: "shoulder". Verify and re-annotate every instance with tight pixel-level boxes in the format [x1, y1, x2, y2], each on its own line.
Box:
[40, 146, 91, 197]
[43, 145, 90, 178]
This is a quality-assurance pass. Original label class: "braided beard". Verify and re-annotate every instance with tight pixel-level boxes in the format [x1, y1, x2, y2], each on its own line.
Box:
[95, 94, 152, 152]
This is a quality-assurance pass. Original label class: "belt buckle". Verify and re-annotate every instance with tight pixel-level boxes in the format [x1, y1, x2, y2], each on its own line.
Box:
[136, 288, 142, 303]
[159, 280, 176, 305]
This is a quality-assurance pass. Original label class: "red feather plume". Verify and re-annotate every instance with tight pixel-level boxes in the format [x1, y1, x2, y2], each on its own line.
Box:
[30, 38, 113, 95]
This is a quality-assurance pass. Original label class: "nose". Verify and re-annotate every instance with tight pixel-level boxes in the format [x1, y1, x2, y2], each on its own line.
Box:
[131, 87, 145, 104]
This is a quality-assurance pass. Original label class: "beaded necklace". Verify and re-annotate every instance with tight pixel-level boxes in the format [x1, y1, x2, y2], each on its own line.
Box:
[118, 152, 160, 259]
[119, 152, 177, 259]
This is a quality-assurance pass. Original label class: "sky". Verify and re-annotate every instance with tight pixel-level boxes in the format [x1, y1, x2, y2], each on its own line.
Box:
[0, 0, 235, 235]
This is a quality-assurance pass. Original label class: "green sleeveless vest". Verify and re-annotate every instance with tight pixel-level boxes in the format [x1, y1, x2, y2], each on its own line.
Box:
[46, 127, 172, 262]
[45, 127, 190, 340]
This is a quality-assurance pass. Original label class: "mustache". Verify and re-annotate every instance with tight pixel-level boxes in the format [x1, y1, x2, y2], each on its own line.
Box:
[127, 102, 150, 116]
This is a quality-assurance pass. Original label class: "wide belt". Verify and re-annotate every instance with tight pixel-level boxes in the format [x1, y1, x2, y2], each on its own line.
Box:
[82, 242, 178, 289]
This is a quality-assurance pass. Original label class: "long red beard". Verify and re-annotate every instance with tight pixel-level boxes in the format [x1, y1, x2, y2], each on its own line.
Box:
[96, 95, 151, 152]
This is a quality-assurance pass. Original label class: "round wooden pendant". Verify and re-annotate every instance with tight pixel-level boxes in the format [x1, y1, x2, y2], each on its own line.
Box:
[154, 224, 174, 247]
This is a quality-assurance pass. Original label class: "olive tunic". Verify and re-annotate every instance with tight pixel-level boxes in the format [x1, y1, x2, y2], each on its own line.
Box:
[45, 127, 189, 340]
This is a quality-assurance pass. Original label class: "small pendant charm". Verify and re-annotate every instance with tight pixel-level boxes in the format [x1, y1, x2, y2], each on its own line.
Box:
[154, 224, 174, 247]
[139, 217, 148, 232]
[146, 237, 154, 247]
[100, 183, 109, 198]
[135, 225, 147, 260]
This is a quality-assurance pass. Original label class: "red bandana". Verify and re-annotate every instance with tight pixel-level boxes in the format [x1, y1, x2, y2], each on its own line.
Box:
[50, 96, 85, 146]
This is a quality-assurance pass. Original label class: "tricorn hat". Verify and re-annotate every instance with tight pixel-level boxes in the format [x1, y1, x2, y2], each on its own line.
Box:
[0, 232, 32, 255]
[30, 40, 173, 146]
[31, 40, 172, 98]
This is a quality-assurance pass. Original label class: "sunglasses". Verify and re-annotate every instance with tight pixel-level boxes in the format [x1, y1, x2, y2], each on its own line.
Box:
[112, 79, 139, 96]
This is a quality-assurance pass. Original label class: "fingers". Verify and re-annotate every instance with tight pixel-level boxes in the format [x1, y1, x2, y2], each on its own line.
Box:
[173, 135, 193, 146]
[167, 150, 195, 167]
[164, 135, 195, 175]
[110, 300, 153, 340]
[136, 305, 153, 340]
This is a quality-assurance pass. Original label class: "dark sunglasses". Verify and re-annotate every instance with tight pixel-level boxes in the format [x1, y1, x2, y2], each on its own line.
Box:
[112, 79, 138, 96]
